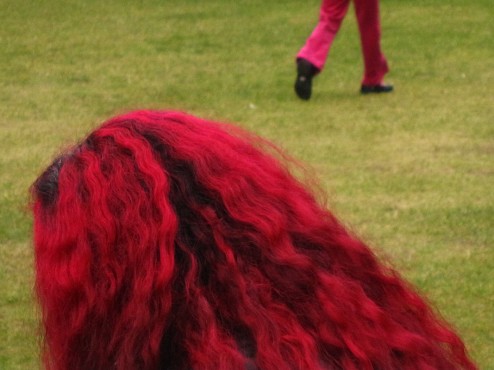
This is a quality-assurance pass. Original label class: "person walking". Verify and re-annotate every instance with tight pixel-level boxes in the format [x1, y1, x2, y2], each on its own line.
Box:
[295, 0, 393, 100]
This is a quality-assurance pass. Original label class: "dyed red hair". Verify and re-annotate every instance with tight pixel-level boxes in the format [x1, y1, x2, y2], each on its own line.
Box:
[32, 110, 476, 370]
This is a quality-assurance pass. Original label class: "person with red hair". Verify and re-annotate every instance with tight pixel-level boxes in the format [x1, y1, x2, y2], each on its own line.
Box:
[32, 110, 475, 370]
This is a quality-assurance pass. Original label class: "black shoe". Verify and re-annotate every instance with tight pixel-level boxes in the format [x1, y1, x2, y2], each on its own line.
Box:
[295, 59, 318, 100]
[360, 84, 394, 94]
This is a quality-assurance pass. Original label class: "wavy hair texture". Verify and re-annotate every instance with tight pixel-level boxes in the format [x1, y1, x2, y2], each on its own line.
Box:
[31, 110, 476, 370]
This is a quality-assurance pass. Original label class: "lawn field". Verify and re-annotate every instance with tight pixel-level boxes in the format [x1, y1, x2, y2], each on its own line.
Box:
[0, 0, 493, 368]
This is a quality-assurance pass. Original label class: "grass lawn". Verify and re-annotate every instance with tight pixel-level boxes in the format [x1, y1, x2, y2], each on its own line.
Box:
[1, 0, 492, 368]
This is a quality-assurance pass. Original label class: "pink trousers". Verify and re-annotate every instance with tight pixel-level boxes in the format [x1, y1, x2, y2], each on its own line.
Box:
[297, 0, 389, 85]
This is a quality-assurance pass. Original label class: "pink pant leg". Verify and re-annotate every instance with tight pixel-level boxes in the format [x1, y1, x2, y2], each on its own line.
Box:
[354, 0, 389, 85]
[297, 0, 351, 71]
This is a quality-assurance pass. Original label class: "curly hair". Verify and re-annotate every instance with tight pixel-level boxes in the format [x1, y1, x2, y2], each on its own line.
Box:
[31, 110, 476, 370]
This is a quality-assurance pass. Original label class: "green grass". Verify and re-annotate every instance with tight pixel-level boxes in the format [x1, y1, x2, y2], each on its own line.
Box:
[1, 0, 493, 368]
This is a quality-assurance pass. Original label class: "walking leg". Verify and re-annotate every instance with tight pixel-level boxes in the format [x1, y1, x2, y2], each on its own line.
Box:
[353, 0, 389, 86]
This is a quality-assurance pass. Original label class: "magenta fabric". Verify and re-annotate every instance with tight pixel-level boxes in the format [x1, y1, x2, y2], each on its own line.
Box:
[297, 0, 389, 85]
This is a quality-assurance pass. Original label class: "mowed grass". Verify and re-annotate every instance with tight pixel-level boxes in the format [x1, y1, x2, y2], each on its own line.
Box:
[0, 0, 492, 368]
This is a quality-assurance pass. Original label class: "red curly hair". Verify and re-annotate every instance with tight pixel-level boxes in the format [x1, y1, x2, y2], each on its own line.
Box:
[32, 110, 476, 370]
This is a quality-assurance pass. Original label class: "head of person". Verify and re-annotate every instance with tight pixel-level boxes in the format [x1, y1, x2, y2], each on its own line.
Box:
[31, 110, 475, 370]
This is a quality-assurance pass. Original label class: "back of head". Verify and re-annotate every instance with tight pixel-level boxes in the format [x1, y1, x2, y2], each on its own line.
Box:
[32, 110, 476, 370]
